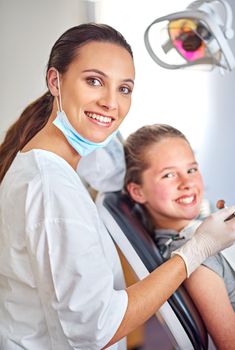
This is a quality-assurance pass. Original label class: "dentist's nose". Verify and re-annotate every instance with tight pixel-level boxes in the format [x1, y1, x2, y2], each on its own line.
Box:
[98, 89, 118, 110]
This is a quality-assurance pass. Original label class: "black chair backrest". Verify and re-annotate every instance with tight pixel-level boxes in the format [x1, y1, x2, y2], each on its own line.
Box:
[102, 190, 208, 350]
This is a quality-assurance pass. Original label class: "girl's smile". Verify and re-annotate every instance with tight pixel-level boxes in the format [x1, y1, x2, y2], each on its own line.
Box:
[128, 137, 204, 231]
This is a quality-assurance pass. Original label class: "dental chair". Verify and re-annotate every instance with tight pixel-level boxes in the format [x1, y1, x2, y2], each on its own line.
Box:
[96, 190, 211, 350]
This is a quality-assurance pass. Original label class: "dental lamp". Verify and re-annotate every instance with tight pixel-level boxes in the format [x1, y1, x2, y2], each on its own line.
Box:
[144, 0, 235, 71]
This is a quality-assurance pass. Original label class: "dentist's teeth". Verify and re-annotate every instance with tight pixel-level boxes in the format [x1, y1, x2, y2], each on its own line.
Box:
[86, 112, 112, 123]
[178, 196, 194, 204]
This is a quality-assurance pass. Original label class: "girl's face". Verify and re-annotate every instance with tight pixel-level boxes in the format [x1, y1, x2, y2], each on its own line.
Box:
[129, 137, 204, 231]
[57, 41, 135, 143]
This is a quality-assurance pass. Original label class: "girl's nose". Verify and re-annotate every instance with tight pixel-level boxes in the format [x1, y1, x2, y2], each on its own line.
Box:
[178, 175, 194, 190]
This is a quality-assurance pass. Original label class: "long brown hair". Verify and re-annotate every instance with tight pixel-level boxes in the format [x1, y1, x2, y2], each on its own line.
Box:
[0, 23, 133, 183]
[124, 124, 189, 192]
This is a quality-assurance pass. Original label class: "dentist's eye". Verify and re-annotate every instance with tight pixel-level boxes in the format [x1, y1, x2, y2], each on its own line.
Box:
[86, 78, 102, 86]
[119, 86, 132, 95]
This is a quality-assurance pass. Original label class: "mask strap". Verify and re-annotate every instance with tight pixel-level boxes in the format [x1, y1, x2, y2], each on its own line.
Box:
[56, 70, 63, 112]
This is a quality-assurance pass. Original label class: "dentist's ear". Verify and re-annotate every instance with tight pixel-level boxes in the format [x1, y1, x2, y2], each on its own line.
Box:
[47, 68, 60, 97]
[126, 182, 146, 204]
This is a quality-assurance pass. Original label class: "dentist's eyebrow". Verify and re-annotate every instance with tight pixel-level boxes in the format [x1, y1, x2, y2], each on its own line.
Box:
[82, 69, 135, 85]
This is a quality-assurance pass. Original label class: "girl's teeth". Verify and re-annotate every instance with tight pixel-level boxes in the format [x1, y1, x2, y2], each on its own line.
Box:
[178, 196, 194, 204]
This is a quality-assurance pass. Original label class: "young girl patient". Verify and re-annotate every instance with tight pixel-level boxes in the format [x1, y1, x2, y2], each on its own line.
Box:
[124, 124, 235, 350]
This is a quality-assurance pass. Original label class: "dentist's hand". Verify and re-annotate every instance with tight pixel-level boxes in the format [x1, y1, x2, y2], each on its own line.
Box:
[172, 206, 235, 276]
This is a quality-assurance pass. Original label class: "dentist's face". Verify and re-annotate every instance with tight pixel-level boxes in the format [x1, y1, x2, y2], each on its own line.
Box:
[58, 41, 135, 143]
[135, 137, 204, 231]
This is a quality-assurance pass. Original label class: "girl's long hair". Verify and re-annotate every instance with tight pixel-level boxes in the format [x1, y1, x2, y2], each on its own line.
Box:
[124, 123, 189, 192]
[0, 23, 133, 183]
[123, 124, 190, 231]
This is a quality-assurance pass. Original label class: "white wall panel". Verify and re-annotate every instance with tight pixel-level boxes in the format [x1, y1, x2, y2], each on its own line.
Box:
[0, 0, 87, 141]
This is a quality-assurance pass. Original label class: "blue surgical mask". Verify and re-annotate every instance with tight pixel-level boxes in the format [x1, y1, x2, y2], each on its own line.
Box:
[52, 70, 118, 157]
[53, 110, 118, 157]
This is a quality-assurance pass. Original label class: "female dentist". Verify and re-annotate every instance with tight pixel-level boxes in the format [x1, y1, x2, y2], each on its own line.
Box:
[0, 23, 235, 350]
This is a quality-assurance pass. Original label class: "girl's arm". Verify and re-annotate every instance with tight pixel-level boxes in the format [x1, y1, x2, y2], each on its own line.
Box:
[104, 206, 235, 349]
[184, 265, 235, 350]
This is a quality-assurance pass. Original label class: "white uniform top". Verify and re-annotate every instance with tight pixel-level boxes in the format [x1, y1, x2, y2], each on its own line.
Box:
[77, 135, 126, 193]
[0, 150, 128, 350]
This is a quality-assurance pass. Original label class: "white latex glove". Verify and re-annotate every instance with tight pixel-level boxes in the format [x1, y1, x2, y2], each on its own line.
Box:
[172, 206, 235, 277]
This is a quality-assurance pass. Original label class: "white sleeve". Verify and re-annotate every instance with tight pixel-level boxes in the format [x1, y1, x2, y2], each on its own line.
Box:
[77, 135, 126, 192]
[25, 175, 128, 349]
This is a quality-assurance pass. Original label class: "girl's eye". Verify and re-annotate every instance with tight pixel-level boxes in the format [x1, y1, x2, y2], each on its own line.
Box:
[119, 86, 132, 95]
[86, 78, 102, 87]
[162, 172, 175, 179]
[188, 167, 198, 174]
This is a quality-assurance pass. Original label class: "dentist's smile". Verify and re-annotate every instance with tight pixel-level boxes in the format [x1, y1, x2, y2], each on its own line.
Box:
[85, 111, 114, 127]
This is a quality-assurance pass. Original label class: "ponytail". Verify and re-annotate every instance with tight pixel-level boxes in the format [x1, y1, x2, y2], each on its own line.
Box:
[0, 23, 134, 184]
[0, 91, 53, 183]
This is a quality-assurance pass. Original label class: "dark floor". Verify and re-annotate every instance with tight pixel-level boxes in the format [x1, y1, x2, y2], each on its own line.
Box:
[143, 316, 174, 350]
[138, 316, 216, 350]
